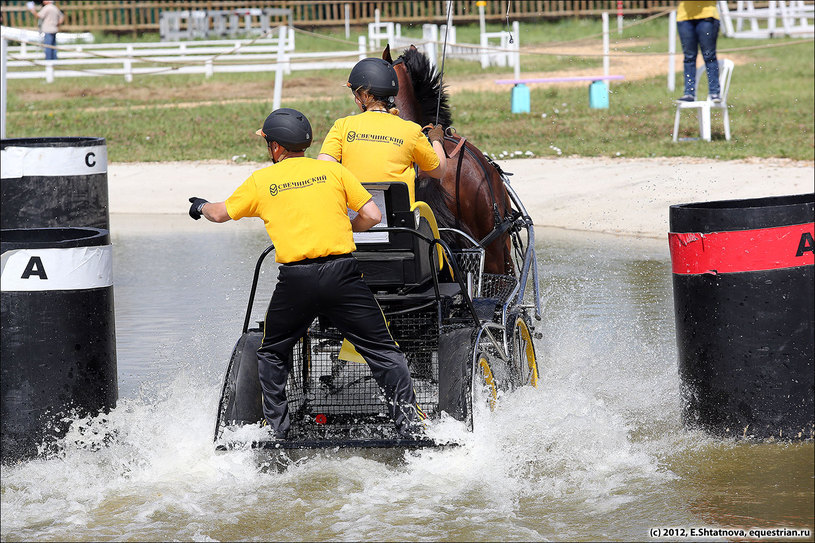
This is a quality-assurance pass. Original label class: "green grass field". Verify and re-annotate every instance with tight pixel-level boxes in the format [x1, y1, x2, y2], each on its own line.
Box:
[5, 17, 814, 162]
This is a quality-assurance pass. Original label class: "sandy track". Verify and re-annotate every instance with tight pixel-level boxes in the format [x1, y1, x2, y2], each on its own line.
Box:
[108, 156, 814, 239]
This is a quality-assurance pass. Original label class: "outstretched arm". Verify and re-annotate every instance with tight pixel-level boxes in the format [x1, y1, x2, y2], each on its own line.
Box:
[188, 197, 231, 223]
[201, 202, 231, 223]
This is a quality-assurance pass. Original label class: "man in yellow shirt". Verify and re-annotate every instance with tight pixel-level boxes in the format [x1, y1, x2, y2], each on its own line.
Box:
[318, 57, 446, 204]
[188, 108, 426, 439]
[675, 0, 721, 103]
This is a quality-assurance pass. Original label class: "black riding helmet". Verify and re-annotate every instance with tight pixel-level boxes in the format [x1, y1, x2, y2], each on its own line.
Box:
[256, 108, 312, 152]
[347, 57, 399, 99]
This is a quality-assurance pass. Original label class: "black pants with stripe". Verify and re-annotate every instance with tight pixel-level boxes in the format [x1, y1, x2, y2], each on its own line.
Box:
[256, 255, 423, 438]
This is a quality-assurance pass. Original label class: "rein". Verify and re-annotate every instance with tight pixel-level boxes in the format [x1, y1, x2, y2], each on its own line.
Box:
[443, 134, 515, 248]
[435, 0, 454, 125]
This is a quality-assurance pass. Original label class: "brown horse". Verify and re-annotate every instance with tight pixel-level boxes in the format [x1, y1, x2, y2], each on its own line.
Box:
[383, 45, 515, 275]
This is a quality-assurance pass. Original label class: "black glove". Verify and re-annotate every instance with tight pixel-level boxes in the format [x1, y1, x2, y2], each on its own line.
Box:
[188, 197, 209, 220]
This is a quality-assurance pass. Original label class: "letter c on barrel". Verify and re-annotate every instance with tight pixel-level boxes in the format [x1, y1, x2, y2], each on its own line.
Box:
[85, 152, 96, 168]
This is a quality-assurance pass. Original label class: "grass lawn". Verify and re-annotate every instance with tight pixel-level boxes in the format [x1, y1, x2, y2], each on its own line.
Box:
[4, 17, 814, 163]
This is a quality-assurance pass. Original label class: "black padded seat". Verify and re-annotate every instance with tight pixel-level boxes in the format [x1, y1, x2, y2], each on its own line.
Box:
[352, 182, 437, 292]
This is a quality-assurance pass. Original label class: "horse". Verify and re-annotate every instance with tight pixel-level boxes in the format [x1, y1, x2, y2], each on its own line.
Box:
[383, 45, 515, 276]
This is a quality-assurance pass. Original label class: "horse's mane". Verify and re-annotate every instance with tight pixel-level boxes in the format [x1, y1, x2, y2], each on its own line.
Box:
[397, 47, 453, 129]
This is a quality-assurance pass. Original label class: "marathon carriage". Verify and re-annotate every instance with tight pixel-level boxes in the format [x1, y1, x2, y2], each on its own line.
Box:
[214, 175, 542, 453]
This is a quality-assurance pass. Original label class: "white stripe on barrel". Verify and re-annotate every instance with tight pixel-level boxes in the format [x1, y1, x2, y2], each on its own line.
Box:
[0, 245, 112, 291]
[0, 144, 108, 177]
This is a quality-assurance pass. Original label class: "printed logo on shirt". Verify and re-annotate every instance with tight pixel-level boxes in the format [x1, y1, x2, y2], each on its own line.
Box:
[346, 130, 403, 147]
[269, 175, 327, 196]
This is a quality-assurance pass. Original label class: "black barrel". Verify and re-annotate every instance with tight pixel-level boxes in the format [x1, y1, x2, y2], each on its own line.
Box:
[669, 194, 814, 440]
[1, 227, 118, 462]
[1, 137, 109, 230]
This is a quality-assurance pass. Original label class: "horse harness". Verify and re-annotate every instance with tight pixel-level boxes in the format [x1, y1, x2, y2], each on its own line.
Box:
[441, 131, 520, 249]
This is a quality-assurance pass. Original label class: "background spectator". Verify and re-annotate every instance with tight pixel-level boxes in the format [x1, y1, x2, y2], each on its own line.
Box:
[27, 1, 64, 61]
[676, 0, 721, 103]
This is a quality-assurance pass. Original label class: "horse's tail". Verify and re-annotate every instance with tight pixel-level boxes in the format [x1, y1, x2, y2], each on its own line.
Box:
[416, 175, 472, 249]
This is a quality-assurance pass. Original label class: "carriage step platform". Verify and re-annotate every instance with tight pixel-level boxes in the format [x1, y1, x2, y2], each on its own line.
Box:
[215, 436, 451, 452]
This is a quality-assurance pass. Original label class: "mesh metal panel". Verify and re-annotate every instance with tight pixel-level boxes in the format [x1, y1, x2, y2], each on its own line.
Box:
[481, 273, 518, 305]
[452, 248, 484, 298]
[285, 308, 440, 440]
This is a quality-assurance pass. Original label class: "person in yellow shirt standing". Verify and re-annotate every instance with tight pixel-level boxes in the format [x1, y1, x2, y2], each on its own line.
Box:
[676, 0, 721, 103]
[188, 108, 426, 440]
[318, 57, 446, 204]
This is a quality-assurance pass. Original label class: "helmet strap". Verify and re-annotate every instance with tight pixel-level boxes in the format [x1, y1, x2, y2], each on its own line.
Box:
[269, 141, 285, 164]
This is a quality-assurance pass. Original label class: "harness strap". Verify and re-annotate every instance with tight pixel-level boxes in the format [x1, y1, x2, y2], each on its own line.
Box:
[453, 140, 466, 231]
[423, 124, 466, 159]
[479, 212, 515, 248]
[448, 136, 467, 158]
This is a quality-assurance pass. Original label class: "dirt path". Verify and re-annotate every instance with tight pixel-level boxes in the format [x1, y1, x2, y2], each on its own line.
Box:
[108, 156, 814, 238]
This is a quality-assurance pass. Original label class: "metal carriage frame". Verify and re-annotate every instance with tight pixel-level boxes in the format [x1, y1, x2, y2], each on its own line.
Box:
[214, 177, 541, 451]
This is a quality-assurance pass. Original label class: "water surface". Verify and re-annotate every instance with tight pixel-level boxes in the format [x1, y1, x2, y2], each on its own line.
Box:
[1, 215, 812, 542]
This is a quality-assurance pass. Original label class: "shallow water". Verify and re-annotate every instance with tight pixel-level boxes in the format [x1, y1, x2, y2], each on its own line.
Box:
[1, 215, 812, 542]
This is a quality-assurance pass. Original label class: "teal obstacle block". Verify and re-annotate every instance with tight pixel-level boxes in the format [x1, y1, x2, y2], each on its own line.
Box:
[511, 83, 530, 113]
[589, 81, 609, 109]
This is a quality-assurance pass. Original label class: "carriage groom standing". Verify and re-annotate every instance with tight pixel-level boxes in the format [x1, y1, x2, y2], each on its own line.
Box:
[187, 108, 427, 440]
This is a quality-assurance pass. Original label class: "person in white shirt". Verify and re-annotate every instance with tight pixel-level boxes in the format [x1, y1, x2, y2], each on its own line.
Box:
[28, 1, 65, 60]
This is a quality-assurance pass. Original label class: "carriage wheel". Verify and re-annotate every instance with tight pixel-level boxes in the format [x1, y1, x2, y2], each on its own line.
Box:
[510, 316, 538, 388]
[473, 350, 499, 412]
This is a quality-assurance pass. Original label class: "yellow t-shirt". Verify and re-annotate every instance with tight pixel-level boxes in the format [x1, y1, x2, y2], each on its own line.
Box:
[225, 157, 372, 263]
[319, 110, 440, 204]
[677, 1, 719, 21]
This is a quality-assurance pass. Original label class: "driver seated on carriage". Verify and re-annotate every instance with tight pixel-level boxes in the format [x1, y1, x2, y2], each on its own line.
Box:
[317, 57, 447, 206]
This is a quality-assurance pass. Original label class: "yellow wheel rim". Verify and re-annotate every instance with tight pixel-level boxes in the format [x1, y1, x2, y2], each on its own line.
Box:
[514, 318, 538, 388]
[477, 354, 498, 411]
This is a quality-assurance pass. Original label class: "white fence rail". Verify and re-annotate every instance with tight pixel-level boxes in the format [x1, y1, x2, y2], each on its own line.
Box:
[1, 27, 367, 84]
[0, 25, 94, 47]
[718, 0, 814, 38]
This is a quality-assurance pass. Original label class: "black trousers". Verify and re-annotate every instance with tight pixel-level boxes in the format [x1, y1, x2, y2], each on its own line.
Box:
[256, 255, 423, 438]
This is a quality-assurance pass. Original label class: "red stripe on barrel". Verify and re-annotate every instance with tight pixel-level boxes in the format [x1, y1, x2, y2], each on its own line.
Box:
[669, 223, 815, 275]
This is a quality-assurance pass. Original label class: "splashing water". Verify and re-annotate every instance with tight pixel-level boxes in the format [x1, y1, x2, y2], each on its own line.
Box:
[2, 222, 811, 541]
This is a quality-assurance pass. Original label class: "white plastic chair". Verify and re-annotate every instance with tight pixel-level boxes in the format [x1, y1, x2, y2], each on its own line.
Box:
[672, 59, 735, 142]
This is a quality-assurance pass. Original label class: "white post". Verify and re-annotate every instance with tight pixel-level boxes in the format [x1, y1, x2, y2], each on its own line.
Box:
[602, 12, 609, 86]
[422, 24, 437, 68]
[512, 20, 520, 81]
[357, 35, 366, 60]
[617, 0, 624, 34]
[479, 4, 486, 36]
[124, 44, 133, 82]
[374, 9, 381, 48]
[344, 3, 351, 39]
[768, 0, 778, 35]
[668, 10, 676, 92]
[205, 59, 213, 78]
[1, 37, 7, 139]
[273, 25, 286, 110]
[46, 61, 54, 83]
